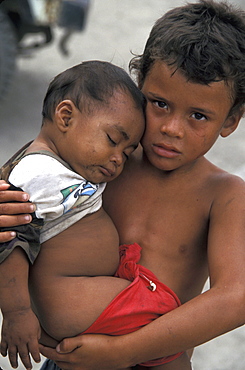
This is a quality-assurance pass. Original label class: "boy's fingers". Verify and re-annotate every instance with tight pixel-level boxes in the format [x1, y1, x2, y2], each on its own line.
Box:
[0, 202, 35, 215]
[0, 230, 16, 243]
[39, 344, 57, 359]
[40, 345, 82, 369]
[57, 336, 82, 353]
[0, 214, 32, 228]
[39, 344, 68, 362]
[39, 345, 71, 369]
[0, 181, 10, 189]
[0, 189, 30, 203]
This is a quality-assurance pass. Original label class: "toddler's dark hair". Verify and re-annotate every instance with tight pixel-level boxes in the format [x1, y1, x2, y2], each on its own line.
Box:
[42, 60, 145, 121]
[130, 0, 245, 115]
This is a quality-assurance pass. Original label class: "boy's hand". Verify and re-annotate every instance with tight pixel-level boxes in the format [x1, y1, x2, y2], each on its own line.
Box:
[0, 181, 34, 243]
[40, 334, 127, 370]
[1, 308, 41, 369]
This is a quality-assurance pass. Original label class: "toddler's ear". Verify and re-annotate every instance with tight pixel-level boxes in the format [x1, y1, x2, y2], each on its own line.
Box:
[220, 110, 243, 138]
[55, 100, 76, 132]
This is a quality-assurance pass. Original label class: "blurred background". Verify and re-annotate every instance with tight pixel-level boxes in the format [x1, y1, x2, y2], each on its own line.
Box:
[0, 0, 244, 369]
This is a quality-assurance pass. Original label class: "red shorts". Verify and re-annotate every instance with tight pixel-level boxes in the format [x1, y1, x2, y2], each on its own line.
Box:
[82, 243, 183, 366]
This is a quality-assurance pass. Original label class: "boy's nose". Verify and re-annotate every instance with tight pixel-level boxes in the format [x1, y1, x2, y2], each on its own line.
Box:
[160, 116, 185, 138]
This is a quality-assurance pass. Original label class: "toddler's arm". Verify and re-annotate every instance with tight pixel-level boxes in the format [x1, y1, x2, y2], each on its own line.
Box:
[0, 247, 41, 369]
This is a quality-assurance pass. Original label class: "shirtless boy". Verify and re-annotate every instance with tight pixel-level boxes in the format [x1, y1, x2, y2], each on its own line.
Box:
[0, 0, 244, 369]
[0, 61, 192, 370]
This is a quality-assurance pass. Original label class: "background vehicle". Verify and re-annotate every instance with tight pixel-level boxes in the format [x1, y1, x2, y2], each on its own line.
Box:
[0, 0, 90, 97]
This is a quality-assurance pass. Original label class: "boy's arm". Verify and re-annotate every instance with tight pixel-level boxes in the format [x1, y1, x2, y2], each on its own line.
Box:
[0, 247, 41, 369]
[40, 176, 245, 369]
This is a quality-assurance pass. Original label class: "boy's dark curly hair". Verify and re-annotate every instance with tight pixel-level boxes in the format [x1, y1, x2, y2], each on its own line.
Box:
[130, 0, 245, 116]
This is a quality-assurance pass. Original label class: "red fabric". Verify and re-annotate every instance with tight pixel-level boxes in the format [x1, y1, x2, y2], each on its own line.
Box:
[82, 243, 183, 366]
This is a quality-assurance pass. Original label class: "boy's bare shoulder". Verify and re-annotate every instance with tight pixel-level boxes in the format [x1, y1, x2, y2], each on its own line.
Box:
[207, 161, 244, 193]
[206, 162, 245, 215]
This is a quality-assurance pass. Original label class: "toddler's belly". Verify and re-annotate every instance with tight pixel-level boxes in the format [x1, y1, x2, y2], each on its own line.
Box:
[29, 208, 125, 340]
[31, 275, 130, 340]
[34, 208, 120, 277]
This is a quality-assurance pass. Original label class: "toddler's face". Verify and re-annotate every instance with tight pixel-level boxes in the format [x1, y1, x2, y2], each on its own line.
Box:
[62, 90, 145, 183]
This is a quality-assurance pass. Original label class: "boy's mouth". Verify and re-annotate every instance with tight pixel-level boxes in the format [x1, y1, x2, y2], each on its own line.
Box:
[152, 143, 181, 158]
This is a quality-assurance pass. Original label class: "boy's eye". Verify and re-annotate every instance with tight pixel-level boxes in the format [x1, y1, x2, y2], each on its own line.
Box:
[153, 100, 168, 109]
[192, 112, 207, 121]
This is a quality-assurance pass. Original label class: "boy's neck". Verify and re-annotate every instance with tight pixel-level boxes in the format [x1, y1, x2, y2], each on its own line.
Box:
[141, 150, 208, 179]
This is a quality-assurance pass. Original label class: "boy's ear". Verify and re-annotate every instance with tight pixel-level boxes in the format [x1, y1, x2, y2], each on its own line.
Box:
[220, 111, 243, 138]
[55, 100, 76, 132]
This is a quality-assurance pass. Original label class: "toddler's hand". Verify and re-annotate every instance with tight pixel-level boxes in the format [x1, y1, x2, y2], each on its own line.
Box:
[1, 307, 41, 369]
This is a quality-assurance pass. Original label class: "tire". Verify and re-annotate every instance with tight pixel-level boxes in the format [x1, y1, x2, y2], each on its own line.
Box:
[0, 8, 17, 99]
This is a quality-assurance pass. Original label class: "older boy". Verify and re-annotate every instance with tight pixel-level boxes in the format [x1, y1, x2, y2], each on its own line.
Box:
[0, 0, 244, 369]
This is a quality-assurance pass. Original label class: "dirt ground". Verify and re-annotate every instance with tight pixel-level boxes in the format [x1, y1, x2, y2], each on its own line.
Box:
[0, 1, 244, 369]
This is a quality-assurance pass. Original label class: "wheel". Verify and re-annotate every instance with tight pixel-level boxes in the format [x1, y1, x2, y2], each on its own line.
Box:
[0, 8, 17, 99]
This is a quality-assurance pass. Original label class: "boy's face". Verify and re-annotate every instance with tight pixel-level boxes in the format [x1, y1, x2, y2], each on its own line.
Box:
[141, 61, 240, 172]
[59, 90, 145, 183]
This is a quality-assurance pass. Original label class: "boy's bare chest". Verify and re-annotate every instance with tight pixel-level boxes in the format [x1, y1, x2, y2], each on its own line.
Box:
[110, 175, 210, 299]
[122, 191, 207, 251]
[111, 171, 209, 241]
[106, 167, 211, 287]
